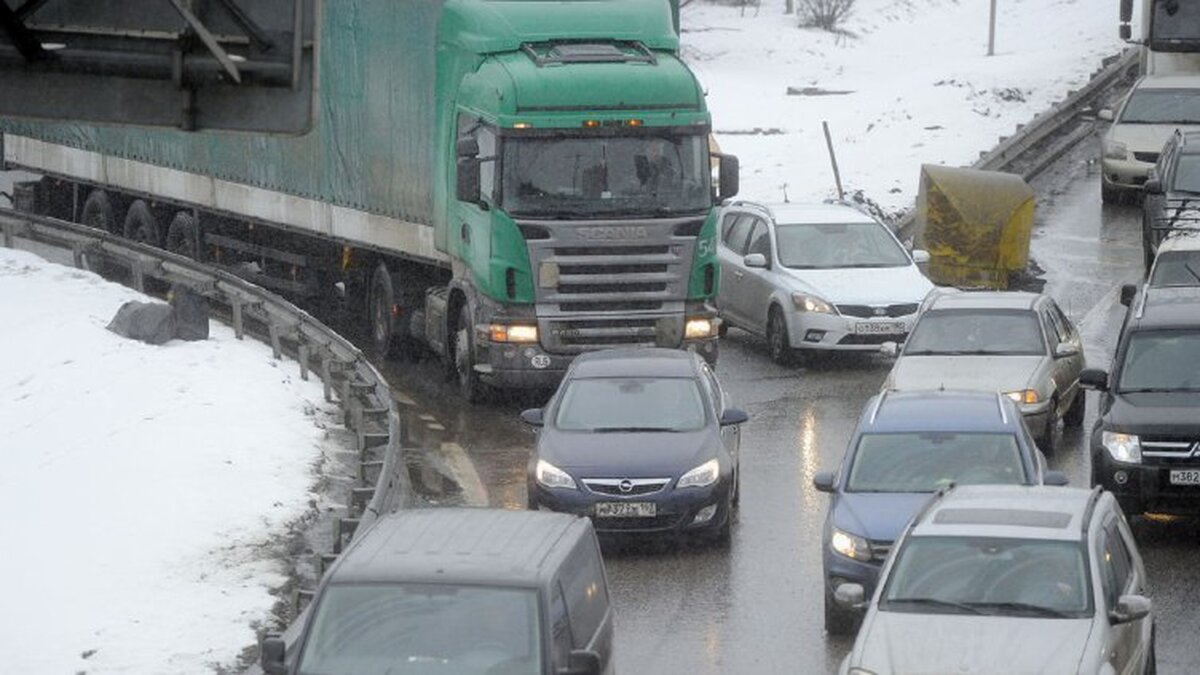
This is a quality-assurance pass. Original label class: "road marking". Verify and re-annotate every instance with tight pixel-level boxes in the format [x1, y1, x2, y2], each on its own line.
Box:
[393, 391, 416, 407]
[439, 441, 489, 506]
[418, 413, 435, 421]
[426, 422, 446, 431]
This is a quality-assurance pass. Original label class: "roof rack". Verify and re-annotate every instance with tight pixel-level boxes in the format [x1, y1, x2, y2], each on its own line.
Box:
[725, 200, 774, 220]
[1080, 485, 1104, 536]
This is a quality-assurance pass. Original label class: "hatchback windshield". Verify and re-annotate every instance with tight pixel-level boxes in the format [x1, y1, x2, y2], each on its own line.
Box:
[847, 433, 1027, 492]
[882, 536, 1091, 618]
[904, 308, 1045, 356]
[502, 133, 711, 217]
[1150, 250, 1200, 286]
[555, 377, 707, 432]
[1120, 89, 1200, 125]
[775, 222, 911, 269]
[1118, 330, 1200, 392]
[298, 583, 541, 675]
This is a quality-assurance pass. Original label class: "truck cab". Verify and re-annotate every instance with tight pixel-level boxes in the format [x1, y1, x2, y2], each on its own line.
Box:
[1121, 0, 1200, 75]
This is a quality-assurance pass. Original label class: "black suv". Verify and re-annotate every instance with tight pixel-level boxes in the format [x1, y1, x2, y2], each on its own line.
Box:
[1082, 291, 1200, 516]
[1143, 129, 1200, 273]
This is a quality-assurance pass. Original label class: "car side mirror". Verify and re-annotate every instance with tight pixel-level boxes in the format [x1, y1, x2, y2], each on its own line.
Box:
[834, 582, 867, 610]
[1144, 179, 1163, 195]
[1043, 470, 1069, 487]
[456, 157, 482, 204]
[561, 649, 602, 675]
[520, 408, 545, 426]
[1080, 368, 1109, 391]
[879, 341, 900, 358]
[1098, 109, 1114, 122]
[1054, 342, 1079, 359]
[812, 470, 836, 493]
[260, 635, 287, 675]
[715, 153, 740, 202]
[743, 253, 768, 269]
[1120, 283, 1138, 307]
[1110, 594, 1152, 625]
[911, 249, 931, 265]
[720, 408, 749, 426]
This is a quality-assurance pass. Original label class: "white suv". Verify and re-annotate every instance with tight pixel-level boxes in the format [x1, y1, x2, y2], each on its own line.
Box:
[838, 485, 1155, 675]
[715, 200, 933, 364]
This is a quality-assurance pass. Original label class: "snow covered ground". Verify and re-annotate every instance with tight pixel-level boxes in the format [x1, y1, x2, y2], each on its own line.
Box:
[685, 0, 1123, 213]
[0, 1, 1126, 672]
[0, 247, 343, 673]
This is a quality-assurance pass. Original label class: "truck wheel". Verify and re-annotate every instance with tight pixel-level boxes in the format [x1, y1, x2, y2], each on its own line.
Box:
[455, 305, 486, 404]
[166, 212, 199, 259]
[123, 200, 161, 247]
[80, 189, 117, 234]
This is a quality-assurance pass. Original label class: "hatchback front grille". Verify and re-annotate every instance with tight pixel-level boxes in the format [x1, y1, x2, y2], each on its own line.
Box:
[836, 303, 919, 318]
[582, 478, 671, 496]
[870, 540, 892, 563]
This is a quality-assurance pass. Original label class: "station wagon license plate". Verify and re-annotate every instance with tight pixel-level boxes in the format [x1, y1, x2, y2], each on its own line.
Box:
[855, 321, 905, 335]
[1169, 469, 1200, 486]
[595, 502, 656, 518]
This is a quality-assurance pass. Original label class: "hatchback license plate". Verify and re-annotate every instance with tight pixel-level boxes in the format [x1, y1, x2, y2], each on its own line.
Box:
[595, 502, 656, 518]
[1169, 469, 1200, 486]
[855, 321, 905, 335]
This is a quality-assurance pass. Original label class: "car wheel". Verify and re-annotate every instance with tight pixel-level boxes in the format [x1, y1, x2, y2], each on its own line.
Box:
[824, 588, 858, 637]
[717, 320, 729, 338]
[1063, 390, 1086, 428]
[1037, 401, 1059, 454]
[1145, 625, 1157, 675]
[766, 306, 793, 365]
[1101, 181, 1121, 205]
[711, 507, 732, 548]
[455, 305, 486, 404]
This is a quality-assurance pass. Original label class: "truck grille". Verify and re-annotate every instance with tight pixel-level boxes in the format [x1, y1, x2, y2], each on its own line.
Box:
[521, 216, 706, 353]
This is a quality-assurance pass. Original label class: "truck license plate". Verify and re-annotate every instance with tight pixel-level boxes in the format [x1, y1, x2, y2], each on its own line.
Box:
[855, 321, 905, 335]
[1169, 469, 1200, 486]
[595, 502, 656, 518]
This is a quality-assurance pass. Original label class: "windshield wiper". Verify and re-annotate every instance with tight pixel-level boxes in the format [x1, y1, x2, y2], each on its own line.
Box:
[966, 601, 1073, 618]
[886, 597, 986, 615]
[592, 426, 680, 433]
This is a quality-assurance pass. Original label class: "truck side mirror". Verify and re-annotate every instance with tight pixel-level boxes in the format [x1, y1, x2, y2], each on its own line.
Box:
[716, 154, 739, 202]
[1119, 24, 1131, 41]
[260, 635, 287, 675]
[456, 157, 482, 204]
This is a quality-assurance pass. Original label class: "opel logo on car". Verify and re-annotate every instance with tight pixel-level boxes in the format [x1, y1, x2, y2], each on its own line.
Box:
[619, 479, 634, 493]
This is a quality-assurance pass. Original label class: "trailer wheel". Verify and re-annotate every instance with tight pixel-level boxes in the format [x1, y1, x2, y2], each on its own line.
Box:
[455, 305, 486, 404]
[80, 189, 117, 234]
[166, 212, 200, 259]
[370, 264, 415, 359]
[123, 200, 161, 247]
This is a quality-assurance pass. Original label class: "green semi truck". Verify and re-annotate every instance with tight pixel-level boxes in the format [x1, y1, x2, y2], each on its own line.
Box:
[1, 0, 737, 400]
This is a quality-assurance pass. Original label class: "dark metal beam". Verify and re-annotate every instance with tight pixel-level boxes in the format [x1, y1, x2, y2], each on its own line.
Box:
[214, 0, 274, 51]
[0, 3, 48, 60]
[166, 0, 241, 83]
[14, 0, 53, 21]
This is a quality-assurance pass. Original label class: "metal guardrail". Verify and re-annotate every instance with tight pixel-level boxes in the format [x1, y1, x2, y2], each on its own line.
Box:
[0, 206, 403, 671]
[896, 49, 1140, 240]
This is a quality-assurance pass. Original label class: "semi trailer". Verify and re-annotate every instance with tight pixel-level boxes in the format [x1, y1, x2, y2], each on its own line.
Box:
[1, 0, 738, 401]
[1120, 0, 1200, 74]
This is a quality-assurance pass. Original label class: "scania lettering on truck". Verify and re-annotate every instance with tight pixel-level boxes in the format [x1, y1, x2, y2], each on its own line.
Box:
[0, 0, 738, 401]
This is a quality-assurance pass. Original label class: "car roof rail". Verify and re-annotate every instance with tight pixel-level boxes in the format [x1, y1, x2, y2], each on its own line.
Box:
[1080, 485, 1105, 536]
[868, 390, 888, 425]
[905, 483, 955, 535]
[995, 392, 1009, 425]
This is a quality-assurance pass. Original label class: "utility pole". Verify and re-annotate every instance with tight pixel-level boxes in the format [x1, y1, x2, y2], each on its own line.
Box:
[987, 0, 997, 56]
[822, 121, 844, 201]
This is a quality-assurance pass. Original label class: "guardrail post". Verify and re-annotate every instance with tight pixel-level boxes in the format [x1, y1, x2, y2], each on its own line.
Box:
[2, 222, 12, 248]
[231, 300, 245, 339]
[268, 322, 282, 360]
[297, 343, 310, 381]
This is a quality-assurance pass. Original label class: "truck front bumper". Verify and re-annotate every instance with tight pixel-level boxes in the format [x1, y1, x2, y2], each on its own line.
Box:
[475, 336, 719, 390]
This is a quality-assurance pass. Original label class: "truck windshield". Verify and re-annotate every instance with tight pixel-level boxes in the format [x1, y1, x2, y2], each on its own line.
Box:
[502, 133, 711, 218]
[1120, 89, 1200, 125]
[1118, 330, 1200, 392]
[1151, 0, 1200, 45]
[297, 583, 542, 675]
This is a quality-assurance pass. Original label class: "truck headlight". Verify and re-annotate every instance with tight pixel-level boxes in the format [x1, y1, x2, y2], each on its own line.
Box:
[535, 459, 577, 490]
[792, 292, 835, 314]
[831, 527, 872, 562]
[685, 317, 717, 339]
[1103, 140, 1129, 161]
[677, 458, 720, 488]
[1003, 389, 1039, 405]
[1102, 431, 1141, 464]
[489, 324, 538, 343]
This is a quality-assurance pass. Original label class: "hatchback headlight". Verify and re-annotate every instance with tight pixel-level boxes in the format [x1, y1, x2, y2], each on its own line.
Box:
[1102, 431, 1141, 464]
[792, 292, 835, 314]
[1103, 140, 1129, 161]
[677, 458, 720, 488]
[831, 527, 872, 562]
[535, 459, 577, 490]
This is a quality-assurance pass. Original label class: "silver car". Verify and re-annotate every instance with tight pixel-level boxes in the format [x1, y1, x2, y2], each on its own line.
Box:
[837, 484, 1155, 675]
[1100, 75, 1200, 204]
[882, 290, 1085, 451]
[716, 200, 933, 364]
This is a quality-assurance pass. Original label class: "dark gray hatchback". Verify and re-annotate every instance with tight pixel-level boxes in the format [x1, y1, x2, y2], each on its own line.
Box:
[523, 348, 748, 543]
[260, 508, 612, 675]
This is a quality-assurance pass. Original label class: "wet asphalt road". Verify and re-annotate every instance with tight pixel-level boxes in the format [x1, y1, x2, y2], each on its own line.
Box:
[366, 134, 1200, 673]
